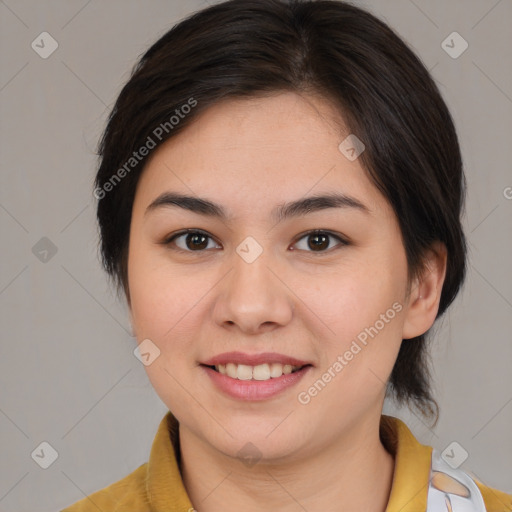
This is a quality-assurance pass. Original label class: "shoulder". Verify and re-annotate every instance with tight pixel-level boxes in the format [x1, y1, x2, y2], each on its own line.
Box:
[381, 416, 512, 512]
[60, 463, 149, 512]
[475, 479, 512, 512]
[428, 447, 512, 512]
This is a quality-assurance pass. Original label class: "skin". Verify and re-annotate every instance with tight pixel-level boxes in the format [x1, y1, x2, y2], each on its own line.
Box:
[127, 92, 447, 511]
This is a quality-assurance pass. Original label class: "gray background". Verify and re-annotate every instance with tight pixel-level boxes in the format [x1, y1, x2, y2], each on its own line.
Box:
[0, 0, 511, 510]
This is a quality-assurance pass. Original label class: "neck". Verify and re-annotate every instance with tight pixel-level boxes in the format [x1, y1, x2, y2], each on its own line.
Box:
[179, 412, 395, 512]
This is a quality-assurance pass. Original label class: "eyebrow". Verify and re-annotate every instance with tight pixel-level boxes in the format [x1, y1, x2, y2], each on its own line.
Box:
[145, 191, 371, 223]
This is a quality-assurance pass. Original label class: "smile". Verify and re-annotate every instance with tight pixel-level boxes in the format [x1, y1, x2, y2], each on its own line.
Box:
[200, 352, 313, 401]
[212, 362, 303, 381]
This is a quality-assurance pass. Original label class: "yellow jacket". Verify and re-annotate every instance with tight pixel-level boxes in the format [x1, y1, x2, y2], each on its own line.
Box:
[61, 412, 512, 512]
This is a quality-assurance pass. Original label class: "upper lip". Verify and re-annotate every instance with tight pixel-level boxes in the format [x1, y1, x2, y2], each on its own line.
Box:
[202, 351, 311, 367]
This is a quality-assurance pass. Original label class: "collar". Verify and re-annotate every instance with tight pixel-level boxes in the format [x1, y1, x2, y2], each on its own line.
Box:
[146, 411, 432, 511]
[381, 415, 432, 511]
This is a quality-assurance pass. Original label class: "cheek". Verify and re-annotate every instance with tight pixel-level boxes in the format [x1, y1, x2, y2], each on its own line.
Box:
[296, 255, 407, 399]
[128, 241, 201, 339]
[127, 249, 206, 410]
[295, 269, 405, 416]
[296, 261, 404, 343]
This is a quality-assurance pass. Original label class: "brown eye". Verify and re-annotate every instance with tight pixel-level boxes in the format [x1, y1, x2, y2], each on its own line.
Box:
[163, 229, 347, 254]
[184, 232, 209, 250]
[293, 230, 347, 253]
[165, 230, 221, 252]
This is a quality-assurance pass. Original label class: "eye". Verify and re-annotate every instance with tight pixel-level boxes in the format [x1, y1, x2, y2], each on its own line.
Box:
[162, 229, 348, 254]
[292, 230, 348, 253]
[164, 229, 221, 252]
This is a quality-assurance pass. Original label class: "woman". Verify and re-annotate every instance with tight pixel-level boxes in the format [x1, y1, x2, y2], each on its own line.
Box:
[62, 0, 512, 510]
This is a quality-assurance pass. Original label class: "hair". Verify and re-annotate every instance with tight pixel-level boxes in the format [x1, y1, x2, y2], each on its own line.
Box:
[94, 0, 467, 425]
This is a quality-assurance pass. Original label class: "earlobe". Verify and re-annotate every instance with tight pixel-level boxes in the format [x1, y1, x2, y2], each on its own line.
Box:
[402, 242, 448, 340]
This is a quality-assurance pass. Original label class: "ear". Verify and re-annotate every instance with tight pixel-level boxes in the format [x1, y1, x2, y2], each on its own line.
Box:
[402, 241, 447, 340]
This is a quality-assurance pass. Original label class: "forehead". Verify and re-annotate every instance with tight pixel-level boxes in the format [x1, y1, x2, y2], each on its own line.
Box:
[135, 92, 388, 219]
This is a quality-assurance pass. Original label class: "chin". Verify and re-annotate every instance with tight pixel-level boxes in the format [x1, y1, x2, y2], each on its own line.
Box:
[204, 417, 310, 464]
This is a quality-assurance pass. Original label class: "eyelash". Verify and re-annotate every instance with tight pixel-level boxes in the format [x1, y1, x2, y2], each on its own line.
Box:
[161, 229, 349, 254]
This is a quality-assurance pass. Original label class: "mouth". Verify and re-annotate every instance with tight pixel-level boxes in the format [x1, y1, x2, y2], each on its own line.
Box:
[200, 352, 313, 401]
[203, 362, 308, 381]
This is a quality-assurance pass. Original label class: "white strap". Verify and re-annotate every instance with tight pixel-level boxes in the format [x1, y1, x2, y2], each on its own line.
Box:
[426, 448, 487, 511]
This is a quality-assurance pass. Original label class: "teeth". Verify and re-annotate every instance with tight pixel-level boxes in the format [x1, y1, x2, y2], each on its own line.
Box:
[237, 364, 253, 380]
[215, 362, 302, 381]
[269, 363, 283, 378]
[226, 363, 237, 379]
[253, 363, 270, 381]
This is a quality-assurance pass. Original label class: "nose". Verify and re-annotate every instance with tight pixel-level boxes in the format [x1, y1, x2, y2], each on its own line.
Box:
[212, 248, 294, 335]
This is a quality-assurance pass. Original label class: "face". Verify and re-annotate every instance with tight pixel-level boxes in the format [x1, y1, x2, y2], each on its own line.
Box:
[127, 92, 415, 462]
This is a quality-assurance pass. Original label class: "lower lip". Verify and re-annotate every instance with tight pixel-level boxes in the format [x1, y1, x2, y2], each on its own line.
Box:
[202, 365, 311, 401]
